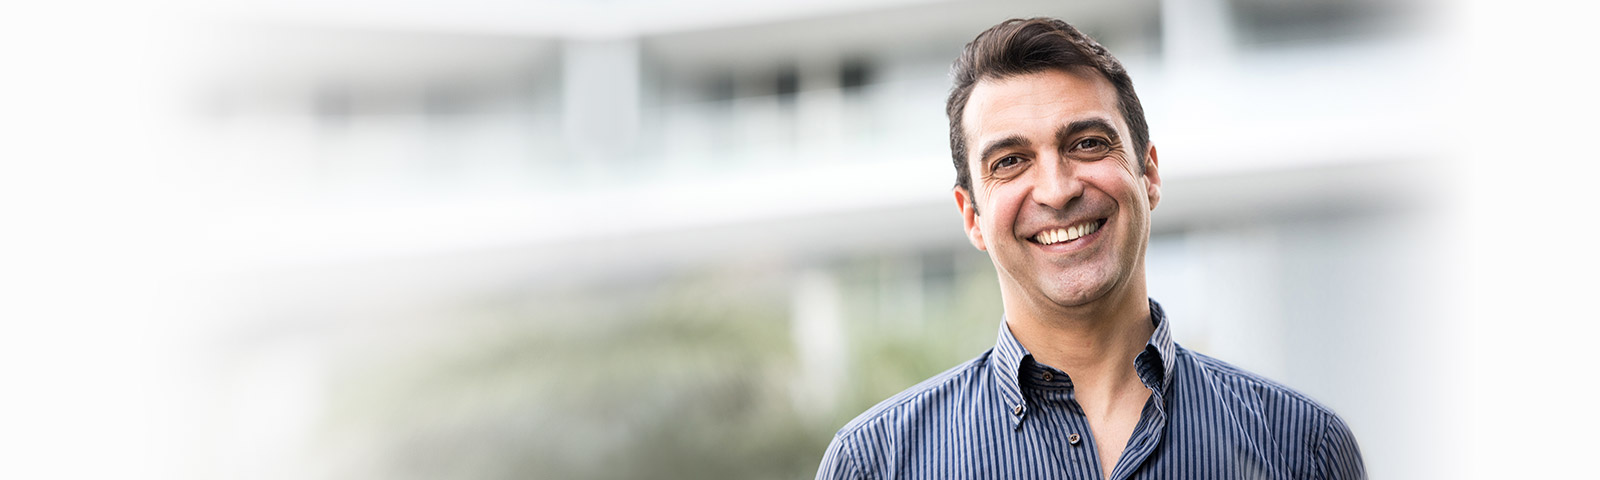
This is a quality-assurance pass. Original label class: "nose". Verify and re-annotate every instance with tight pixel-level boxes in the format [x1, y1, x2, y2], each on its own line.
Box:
[1030, 153, 1081, 210]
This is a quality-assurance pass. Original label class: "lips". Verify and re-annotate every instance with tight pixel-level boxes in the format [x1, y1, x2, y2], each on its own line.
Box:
[1030, 218, 1106, 245]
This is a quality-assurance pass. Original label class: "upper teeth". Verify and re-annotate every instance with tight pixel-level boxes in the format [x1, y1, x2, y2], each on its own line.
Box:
[1035, 221, 1099, 245]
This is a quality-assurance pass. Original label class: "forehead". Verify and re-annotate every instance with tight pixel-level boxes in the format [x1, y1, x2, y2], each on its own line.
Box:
[962, 68, 1123, 153]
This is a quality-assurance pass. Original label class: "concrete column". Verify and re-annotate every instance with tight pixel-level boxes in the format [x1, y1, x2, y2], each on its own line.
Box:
[1162, 0, 1236, 73]
[560, 38, 640, 164]
[791, 268, 846, 416]
[796, 56, 844, 161]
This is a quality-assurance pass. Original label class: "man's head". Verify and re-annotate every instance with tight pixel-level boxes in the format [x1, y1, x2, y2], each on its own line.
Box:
[948, 18, 1161, 318]
[947, 18, 1150, 211]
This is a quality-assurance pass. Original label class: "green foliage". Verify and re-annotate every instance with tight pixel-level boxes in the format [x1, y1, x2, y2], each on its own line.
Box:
[314, 253, 1001, 479]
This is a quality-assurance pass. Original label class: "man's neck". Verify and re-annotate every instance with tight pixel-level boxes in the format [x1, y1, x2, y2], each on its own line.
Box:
[1003, 288, 1154, 400]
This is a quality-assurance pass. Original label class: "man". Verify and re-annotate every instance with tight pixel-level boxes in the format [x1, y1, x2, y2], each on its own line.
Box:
[815, 18, 1364, 480]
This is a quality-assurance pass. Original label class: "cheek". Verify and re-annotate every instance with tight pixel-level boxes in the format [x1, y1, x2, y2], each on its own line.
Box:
[1113, 153, 1139, 176]
[981, 186, 1027, 236]
[1083, 170, 1140, 202]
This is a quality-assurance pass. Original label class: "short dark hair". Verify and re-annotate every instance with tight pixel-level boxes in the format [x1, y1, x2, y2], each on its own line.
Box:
[946, 18, 1150, 208]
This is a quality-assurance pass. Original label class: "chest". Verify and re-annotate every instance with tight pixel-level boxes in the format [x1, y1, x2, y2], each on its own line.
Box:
[877, 394, 1297, 480]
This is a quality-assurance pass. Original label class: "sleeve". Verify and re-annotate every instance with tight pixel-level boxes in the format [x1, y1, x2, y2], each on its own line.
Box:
[1314, 413, 1366, 480]
[815, 432, 866, 480]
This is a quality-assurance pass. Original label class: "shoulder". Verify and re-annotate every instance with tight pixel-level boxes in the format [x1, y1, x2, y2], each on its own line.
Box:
[1180, 346, 1332, 415]
[1177, 346, 1366, 479]
[816, 350, 995, 479]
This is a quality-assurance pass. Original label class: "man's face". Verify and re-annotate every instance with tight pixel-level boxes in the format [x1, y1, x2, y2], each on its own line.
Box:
[954, 67, 1161, 316]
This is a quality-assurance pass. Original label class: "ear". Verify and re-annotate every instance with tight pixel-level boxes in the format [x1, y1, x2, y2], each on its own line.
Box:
[1143, 143, 1162, 210]
[953, 187, 987, 251]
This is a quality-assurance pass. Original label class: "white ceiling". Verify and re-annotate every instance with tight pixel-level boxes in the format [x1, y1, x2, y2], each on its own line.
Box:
[207, 0, 1156, 39]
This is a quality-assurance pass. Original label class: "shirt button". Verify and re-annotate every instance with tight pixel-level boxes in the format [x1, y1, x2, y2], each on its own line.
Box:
[1068, 433, 1081, 445]
[1043, 371, 1054, 382]
[1013, 404, 1024, 416]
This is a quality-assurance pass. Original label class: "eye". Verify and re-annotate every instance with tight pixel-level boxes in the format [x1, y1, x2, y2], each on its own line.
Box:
[993, 155, 1025, 170]
[1073, 137, 1110, 153]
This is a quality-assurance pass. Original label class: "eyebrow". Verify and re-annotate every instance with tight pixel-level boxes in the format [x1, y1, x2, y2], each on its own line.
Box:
[1056, 118, 1121, 150]
[977, 136, 1032, 169]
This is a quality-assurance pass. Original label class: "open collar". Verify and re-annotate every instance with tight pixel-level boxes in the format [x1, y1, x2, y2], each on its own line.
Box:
[989, 298, 1177, 428]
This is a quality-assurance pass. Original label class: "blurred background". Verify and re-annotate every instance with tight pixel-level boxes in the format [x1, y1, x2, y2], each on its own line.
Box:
[23, 0, 1596, 478]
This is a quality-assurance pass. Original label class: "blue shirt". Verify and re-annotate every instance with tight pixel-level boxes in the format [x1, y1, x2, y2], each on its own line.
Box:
[816, 300, 1364, 479]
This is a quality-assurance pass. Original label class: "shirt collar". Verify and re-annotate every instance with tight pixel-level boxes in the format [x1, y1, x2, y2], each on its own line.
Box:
[989, 298, 1177, 426]
[1142, 298, 1177, 392]
[990, 319, 1031, 429]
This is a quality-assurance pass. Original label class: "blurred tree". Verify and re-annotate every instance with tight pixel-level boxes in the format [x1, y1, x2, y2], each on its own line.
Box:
[314, 254, 1000, 479]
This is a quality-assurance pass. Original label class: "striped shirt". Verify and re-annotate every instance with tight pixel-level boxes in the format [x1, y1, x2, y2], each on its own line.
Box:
[816, 299, 1364, 479]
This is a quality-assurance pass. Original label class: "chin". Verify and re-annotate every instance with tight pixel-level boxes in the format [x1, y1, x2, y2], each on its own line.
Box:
[1041, 281, 1115, 309]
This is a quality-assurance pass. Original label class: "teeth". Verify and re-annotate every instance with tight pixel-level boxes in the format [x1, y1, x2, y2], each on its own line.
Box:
[1035, 221, 1101, 245]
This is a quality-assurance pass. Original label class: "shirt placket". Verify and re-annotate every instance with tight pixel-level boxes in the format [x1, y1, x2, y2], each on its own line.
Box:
[1027, 370, 1103, 479]
[1105, 389, 1167, 480]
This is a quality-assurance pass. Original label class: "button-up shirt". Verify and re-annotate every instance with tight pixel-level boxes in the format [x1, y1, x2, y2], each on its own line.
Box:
[815, 300, 1364, 479]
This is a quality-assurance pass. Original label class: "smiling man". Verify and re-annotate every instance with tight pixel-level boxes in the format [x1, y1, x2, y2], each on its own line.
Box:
[816, 18, 1364, 480]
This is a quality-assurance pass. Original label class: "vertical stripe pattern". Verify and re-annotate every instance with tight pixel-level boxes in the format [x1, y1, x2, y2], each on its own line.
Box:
[815, 299, 1365, 480]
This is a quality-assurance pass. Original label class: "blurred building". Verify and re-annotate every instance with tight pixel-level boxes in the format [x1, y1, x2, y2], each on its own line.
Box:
[188, 0, 1450, 478]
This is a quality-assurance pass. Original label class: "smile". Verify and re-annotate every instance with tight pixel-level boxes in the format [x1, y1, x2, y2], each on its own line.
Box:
[1031, 219, 1106, 246]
